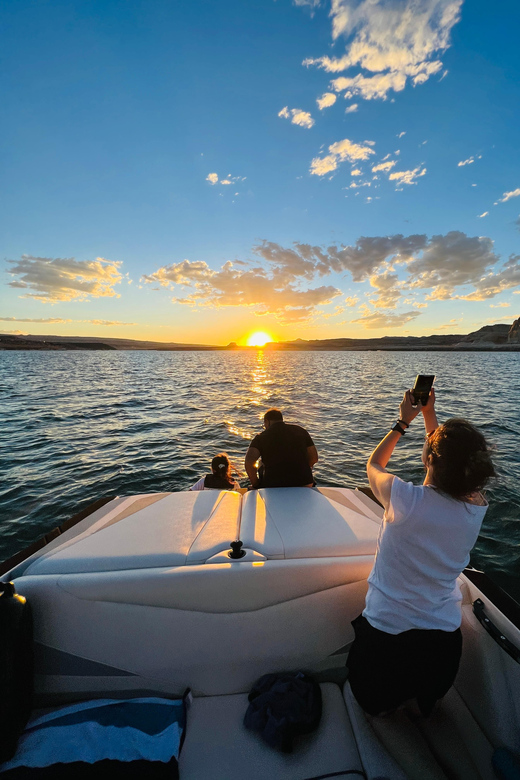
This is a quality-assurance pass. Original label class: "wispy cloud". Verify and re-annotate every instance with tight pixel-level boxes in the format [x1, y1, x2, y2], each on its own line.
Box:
[304, 0, 462, 101]
[293, 0, 321, 9]
[6, 255, 123, 303]
[457, 155, 482, 167]
[0, 316, 136, 325]
[310, 137, 375, 176]
[345, 103, 358, 113]
[279, 106, 315, 128]
[437, 318, 463, 330]
[489, 302, 511, 308]
[389, 166, 427, 186]
[316, 92, 337, 110]
[372, 159, 396, 173]
[478, 212, 489, 218]
[497, 188, 520, 204]
[351, 306, 421, 330]
[397, 131, 406, 138]
[207, 172, 245, 186]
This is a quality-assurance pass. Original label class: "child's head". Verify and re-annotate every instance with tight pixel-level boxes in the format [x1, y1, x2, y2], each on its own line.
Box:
[211, 452, 232, 481]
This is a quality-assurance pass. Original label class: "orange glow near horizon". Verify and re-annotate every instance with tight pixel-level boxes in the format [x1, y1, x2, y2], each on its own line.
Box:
[246, 331, 273, 347]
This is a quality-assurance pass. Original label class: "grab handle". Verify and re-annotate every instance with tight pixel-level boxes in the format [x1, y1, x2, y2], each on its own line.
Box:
[473, 598, 520, 664]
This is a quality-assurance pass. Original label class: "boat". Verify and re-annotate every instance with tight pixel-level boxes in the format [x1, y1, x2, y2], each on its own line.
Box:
[1, 486, 519, 779]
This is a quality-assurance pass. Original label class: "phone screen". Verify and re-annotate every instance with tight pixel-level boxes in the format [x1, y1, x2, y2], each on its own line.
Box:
[412, 374, 435, 405]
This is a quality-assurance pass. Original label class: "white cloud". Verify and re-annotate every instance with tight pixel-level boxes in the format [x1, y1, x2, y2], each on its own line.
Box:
[206, 173, 218, 184]
[310, 154, 339, 176]
[458, 157, 474, 167]
[311, 137, 375, 176]
[317, 92, 337, 109]
[498, 188, 520, 203]
[329, 138, 376, 161]
[279, 106, 315, 128]
[389, 166, 427, 186]
[351, 168, 362, 175]
[489, 302, 511, 308]
[304, 0, 462, 101]
[478, 212, 489, 218]
[345, 103, 358, 113]
[397, 131, 406, 138]
[6, 255, 123, 303]
[368, 270, 401, 308]
[372, 160, 396, 173]
[344, 296, 359, 306]
[293, 0, 321, 7]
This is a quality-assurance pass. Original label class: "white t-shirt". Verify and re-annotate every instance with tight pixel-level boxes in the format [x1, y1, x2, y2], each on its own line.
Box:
[190, 477, 240, 492]
[363, 476, 488, 634]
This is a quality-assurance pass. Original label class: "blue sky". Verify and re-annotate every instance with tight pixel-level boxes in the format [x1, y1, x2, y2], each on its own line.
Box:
[2, 0, 519, 344]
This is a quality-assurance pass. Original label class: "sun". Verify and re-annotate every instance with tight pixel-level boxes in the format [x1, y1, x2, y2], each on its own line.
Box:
[247, 331, 273, 347]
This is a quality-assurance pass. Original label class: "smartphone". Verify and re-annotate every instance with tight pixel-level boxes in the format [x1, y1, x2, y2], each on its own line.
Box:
[412, 374, 435, 406]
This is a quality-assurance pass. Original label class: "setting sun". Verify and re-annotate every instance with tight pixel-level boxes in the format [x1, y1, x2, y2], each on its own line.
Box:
[247, 331, 273, 347]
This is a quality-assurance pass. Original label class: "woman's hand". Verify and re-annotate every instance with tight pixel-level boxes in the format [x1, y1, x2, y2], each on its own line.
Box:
[422, 386, 436, 411]
[399, 389, 422, 426]
[421, 386, 438, 432]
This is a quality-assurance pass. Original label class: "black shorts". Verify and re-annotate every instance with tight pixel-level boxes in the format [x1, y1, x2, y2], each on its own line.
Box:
[346, 614, 462, 717]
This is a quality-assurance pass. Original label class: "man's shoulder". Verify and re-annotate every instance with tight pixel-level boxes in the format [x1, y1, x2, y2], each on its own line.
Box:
[285, 423, 309, 433]
[285, 423, 312, 438]
[249, 429, 267, 448]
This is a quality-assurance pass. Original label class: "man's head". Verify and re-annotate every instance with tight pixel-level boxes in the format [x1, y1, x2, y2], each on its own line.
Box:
[264, 408, 283, 429]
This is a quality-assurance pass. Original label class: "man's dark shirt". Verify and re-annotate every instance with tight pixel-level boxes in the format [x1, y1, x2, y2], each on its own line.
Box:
[250, 422, 314, 487]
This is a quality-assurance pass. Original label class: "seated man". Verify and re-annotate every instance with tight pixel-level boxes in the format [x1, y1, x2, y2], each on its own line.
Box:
[245, 408, 318, 488]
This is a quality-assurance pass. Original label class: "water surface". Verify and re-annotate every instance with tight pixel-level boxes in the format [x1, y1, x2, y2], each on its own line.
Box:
[1, 350, 519, 600]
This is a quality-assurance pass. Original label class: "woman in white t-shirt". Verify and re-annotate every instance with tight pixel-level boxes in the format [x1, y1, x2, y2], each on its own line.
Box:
[347, 388, 495, 718]
[190, 452, 241, 492]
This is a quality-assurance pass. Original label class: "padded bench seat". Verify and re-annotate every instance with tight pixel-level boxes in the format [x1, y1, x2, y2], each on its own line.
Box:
[179, 682, 364, 780]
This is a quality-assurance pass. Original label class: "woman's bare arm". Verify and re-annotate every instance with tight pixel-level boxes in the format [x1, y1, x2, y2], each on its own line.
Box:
[367, 390, 421, 509]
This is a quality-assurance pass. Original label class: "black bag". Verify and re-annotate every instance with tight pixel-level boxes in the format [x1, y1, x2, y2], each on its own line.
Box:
[244, 671, 322, 753]
[0, 582, 34, 763]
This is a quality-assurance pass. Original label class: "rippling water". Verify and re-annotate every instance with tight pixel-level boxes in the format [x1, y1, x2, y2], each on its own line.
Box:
[1, 350, 519, 600]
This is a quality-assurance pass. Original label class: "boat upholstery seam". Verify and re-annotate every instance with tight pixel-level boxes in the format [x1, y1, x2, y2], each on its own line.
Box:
[56, 578, 367, 613]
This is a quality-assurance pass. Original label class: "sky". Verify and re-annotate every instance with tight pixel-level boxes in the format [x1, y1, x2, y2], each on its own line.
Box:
[1, 0, 520, 345]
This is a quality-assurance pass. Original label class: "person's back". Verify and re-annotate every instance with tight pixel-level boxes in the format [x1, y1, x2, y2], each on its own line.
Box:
[190, 452, 241, 492]
[364, 478, 487, 633]
[245, 409, 318, 488]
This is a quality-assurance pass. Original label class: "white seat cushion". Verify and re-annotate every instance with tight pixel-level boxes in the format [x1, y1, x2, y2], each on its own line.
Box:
[179, 682, 363, 779]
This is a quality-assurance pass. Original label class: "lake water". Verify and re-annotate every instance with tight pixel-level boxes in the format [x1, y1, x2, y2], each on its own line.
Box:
[1, 350, 519, 600]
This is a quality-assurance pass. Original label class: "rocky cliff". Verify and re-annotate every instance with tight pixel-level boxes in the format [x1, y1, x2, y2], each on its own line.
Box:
[508, 318, 520, 344]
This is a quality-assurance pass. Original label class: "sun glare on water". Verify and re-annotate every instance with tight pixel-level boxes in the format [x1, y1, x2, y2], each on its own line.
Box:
[247, 331, 273, 347]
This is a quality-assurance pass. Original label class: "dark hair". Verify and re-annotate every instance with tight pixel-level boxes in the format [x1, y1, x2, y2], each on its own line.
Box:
[211, 453, 232, 482]
[264, 408, 283, 424]
[427, 418, 495, 499]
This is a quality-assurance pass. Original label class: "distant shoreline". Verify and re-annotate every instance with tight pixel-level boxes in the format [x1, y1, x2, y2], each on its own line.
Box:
[1, 321, 519, 352]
